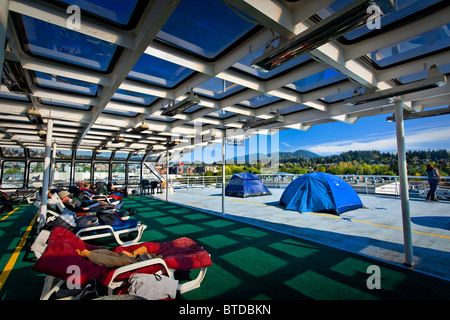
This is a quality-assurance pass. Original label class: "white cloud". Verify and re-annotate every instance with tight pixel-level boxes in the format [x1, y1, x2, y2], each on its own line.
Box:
[304, 125, 450, 155]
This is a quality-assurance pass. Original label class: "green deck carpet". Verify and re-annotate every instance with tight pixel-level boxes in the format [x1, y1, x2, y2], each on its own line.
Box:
[1, 197, 449, 300]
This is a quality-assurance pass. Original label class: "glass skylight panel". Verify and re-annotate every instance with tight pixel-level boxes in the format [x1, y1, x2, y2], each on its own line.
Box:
[146, 116, 176, 123]
[40, 98, 91, 110]
[286, 68, 347, 92]
[343, 0, 442, 41]
[205, 110, 235, 119]
[194, 78, 243, 99]
[102, 109, 139, 117]
[128, 54, 194, 88]
[50, 0, 140, 26]
[316, 0, 355, 20]
[95, 151, 112, 160]
[279, 104, 310, 115]
[113, 152, 129, 160]
[322, 90, 355, 103]
[112, 89, 158, 105]
[239, 93, 281, 109]
[20, 15, 118, 72]
[34, 71, 98, 96]
[156, 0, 256, 59]
[367, 24, 450, 67]
[0, 91, 30, 101]
[397, 63, 450, 84]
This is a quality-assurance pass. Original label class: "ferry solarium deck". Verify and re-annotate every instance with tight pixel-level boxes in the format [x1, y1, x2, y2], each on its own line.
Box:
[0, 0, 449, 303]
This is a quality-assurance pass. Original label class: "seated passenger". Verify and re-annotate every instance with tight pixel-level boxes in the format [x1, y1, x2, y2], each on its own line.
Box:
[95, 182, 107, 195]
[81, 182, 95, 195]
[107, 182, 128, 197]
[58, 190, 120, 216]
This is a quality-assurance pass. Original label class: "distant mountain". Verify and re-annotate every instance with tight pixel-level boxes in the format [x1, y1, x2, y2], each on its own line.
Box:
[280, 149, 322, 160]
[222, 149, 321, 164]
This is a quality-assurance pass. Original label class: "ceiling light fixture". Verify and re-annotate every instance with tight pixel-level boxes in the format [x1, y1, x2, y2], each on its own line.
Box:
[2, 60, 31, 94]
[243, 110, 284, 129]
[251, 0, 394, 72]
[129, 123, 149, 134]
[26, 108, 44, 125]
[344, 65, 447, 107]
[161, 90, 201, 117]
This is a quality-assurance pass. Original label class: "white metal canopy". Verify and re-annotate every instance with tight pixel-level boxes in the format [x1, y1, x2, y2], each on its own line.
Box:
[0, 0, 448, 161]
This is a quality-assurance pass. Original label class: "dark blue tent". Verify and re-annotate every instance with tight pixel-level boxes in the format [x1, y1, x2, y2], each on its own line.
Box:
[225, 172, 271, 198]
[280, 172, 363, 214]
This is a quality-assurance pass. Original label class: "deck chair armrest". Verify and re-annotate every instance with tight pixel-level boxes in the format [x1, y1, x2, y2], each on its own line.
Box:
[75, 225, 115, 237]
[46, 209, 59, 218]
[107, 258, 170, 293]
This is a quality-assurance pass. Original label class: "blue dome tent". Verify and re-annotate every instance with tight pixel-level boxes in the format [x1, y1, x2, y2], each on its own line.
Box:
[280, 172, 363, 214]
[225, 172, 272, 198]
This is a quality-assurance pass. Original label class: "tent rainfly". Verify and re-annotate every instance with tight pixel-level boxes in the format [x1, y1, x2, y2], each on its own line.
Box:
[225, 172, 272, 198]
[280, 172, 363, 214]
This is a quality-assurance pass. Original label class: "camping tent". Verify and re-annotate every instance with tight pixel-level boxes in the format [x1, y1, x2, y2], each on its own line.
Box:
[280, 172, 363, 214]
[225, 172, 272, 198]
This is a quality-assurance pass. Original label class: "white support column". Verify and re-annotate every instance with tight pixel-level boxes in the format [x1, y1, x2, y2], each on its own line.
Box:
[166, 147, 169, 202]
[49, 141, 56, 186]
[221, 130, 225, 217]
[0, 0, 9, 81]
[39, 119, 53, 229]
[394, 99, 414, 267]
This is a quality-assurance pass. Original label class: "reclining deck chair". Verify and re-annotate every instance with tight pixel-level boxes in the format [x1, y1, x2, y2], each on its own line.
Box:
[48, 193, 146, 246]
[12, 188, 38, 204]
[31, 227, 212, 299]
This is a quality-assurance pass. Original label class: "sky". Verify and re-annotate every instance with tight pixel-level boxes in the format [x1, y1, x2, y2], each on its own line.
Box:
[179, 110, 450, 163]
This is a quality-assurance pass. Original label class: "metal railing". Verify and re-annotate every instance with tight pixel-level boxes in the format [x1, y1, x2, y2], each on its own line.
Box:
[165, 174, 450, 200]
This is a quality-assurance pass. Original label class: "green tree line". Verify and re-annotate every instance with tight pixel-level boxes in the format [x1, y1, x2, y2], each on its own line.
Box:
[203, 149, 449, 176]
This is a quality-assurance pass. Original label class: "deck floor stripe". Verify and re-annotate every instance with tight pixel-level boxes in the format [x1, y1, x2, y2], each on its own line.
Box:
[0, 210, 39, 293]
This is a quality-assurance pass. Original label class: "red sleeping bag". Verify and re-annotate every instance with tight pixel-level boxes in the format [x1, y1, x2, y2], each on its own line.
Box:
[33, 227, 212, 287]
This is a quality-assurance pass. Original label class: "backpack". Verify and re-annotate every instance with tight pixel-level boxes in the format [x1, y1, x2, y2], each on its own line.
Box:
[76, 215, 99, 228]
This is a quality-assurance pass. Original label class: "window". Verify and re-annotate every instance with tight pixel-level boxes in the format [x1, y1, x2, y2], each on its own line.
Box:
[2, 161, 25, 188]
[29, 147, 46, 158]
[113, 152, 129, 161]
[128, 163, 141, 184]
[74, 162, 91, 183]
[285, 68, 347, 93]
[341, 0, 444, 42]
[94, 163, 109, 182]
[112, 89, 158, 105]
[366, 24, 450, 68]
[0, 91, 30, 101]
[20, 15, 119, 72]
[397, 63, 450, 84]
[50, 0, 141, 26]
[156, 0, 256, 59]
[194, 78, 244, 99]
[128, 54, 194, 88]
[40, 98, 92, 110]
[112, 163, 126, 184]
[239, 93, 281, 109]
[56, 149, 73, 160]
[33, 71, 99, 96]
[1, 147, 25, 158]
[95, 151, 112, 161]
[129, 153, 144, 161]
[76, 149, 93, 160]
[55, 162, 72, 186]
[28, 162, 44, 187]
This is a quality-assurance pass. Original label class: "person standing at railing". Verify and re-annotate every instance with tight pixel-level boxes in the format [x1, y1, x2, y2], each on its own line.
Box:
[426, 164, 441, 201]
